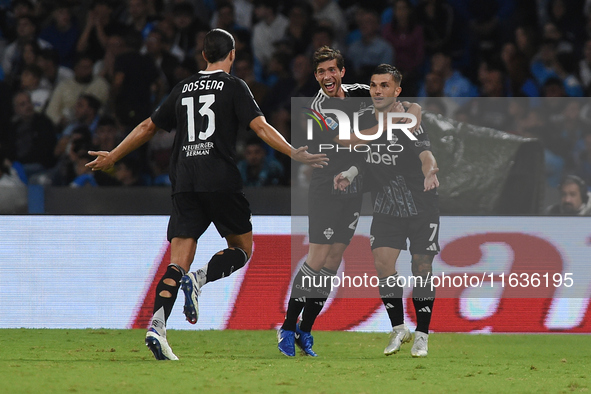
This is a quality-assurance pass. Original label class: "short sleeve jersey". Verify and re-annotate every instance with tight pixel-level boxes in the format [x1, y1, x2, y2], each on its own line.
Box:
[151, 70, 263, 193]
[358, 109, 438, 217]
[308, 84, 371, 198]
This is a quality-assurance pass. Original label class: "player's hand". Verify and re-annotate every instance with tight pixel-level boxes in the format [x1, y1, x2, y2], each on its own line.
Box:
[424, 168, 439, 191]
[334, 172, 351, 191]
[85, 151, 116, 172]
[291, 146, 328, 168]
[401, 102, 422, 133]
[387, 102, 406, 123]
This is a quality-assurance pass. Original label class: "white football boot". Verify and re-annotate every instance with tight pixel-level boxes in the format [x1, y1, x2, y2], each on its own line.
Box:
[411, 331, 429, 357]
[145, 328, 179, 360]
[384, 323, 412, 355]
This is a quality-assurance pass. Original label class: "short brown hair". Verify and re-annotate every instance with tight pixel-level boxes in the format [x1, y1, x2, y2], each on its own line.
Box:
[313, 46, 344, 72]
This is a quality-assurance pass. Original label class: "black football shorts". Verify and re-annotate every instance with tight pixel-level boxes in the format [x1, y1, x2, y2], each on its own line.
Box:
[308, 194, 363, 245]
[167, 192, 252, 241]
[370, 212, 440, 255]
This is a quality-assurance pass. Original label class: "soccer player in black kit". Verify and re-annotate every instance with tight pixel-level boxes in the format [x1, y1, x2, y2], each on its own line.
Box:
[335, 64, 439, 357]
[86, 29, 327, 360]
[278, 47, 422, 357]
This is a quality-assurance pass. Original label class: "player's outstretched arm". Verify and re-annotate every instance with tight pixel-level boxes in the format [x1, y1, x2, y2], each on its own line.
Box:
[249, 116, 328, 168]
[419, 150, 439, 191]
[86, 117, 159, 172]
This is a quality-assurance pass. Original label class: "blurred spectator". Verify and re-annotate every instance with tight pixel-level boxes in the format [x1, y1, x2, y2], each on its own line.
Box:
[147, 128, 174, 186]
[233, 52, 268, 103]
[123, 0, 157, 40]
[382, 0, 424, 95]
[8, 91, 57, 178]
[311, 0, 347, 45]
[1, 0, 35, 43]
[418, 51, 478, 101]
[51, 126, 93, 186]
[283, 1, 315, 56]
[93, 115, 121, 152]
[531, 38, 559, 87]
[37, 48, 74, 90]
[417, 0, 455, 57]
[170, 2, 209, 60]
[465, 0, 514, 53]
[237, 137, 284, 187]
[554, 51, 584, 97]
[0, 149, 27, 214]
[92, 32, 126, 82]
[39, 2, 79, 68]
[55, 94, 102, 158]
[514, 25, 539, 63]
[546, 0, 585, 49]
[310, 25, 337, 54]
[154, 16, 185, 62]
[76, 0, 126, 62]
[545, 175, 591, 215]
[211, 1, 246, 34]
[0, 80, 13, 134]
[542, 21, 573, 54]
[2, 15, 52, 78]
[45, 53, 109, 127]
[573, 132, 591, 186]
[251, 0, 288, 68]
[578, 39, 591, 92]
[500, 42, 539, 97]
[144, 29, 179, 90]
[114, 156, 145, 186]
[348, 9, 393, 82]
[19, 64, 51, 112]
[210, 0, 253, 31]
[111, 31, 159, 130]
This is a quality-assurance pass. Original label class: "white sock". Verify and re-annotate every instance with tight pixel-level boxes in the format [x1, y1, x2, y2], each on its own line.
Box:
[195, 267, 207, 288]
[150, 307, 166, 337]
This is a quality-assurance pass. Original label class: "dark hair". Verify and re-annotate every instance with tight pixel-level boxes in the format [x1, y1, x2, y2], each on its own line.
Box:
[372, 64, 402, 84]
[97, 115, 117, 128]
[79, 94, 102, 113]
[561, 175, 589, 204]
[21, 64, 43, 79]
[38, 48, 60, 64]
[172, 2, 195, 16]
[313, 45, 344, 72]
[254, 0, 278, 13]
[203, 29, 235, 63]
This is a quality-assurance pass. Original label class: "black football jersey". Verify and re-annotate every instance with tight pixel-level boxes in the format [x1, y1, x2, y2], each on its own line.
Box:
[357, 108, 438, 217]
[308, 84, 371, 198]
[151, 70, 263, 193]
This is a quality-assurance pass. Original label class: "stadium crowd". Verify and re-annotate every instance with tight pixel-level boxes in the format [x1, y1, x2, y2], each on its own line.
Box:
[0, 0, 591, 193]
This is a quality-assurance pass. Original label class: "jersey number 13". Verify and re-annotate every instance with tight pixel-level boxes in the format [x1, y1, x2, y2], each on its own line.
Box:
[182, 94, 215, 142]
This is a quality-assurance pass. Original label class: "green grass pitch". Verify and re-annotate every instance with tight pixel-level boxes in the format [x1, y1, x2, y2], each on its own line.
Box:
[0, 329, 589, 393]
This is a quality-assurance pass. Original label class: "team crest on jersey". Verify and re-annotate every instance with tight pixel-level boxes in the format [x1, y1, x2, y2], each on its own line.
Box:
[324, 228, 334, 239]
[325, 117, 338, 130]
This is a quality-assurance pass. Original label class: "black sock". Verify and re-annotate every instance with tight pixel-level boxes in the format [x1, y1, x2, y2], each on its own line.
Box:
[204, 248, 248, 284]
[153, 264, 185, 321]
[300, 267, 336, 332]
[412, 275, 435, 334]
[281, 262, 316, 331]
[379, 274, 404, 327]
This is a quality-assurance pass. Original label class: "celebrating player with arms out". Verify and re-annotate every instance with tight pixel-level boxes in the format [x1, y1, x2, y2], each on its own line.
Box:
[335, 64, 439, 357]
[278, 47, 422, 357]
[86, 29, 327, 360]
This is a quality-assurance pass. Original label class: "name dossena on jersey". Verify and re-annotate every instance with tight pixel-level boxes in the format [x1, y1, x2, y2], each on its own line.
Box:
[182, 80, 225, 93]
